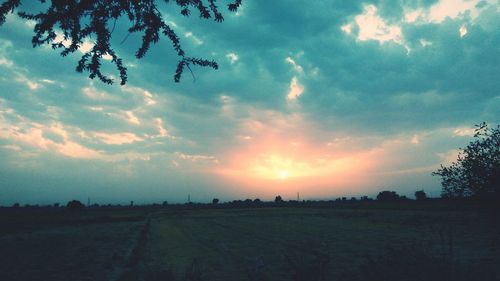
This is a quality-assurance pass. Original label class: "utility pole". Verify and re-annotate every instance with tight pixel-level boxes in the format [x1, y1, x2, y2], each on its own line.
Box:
[297, 192, 300, 201]
[188, 194, 191, 203]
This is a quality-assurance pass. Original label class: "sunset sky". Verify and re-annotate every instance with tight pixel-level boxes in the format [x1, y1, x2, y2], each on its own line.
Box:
[0, 0, 499, 205]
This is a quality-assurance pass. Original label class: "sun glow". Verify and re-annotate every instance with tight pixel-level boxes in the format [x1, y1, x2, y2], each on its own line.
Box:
[217, 136, 375, 192]
[213, 112, 379, 196]
[277, 170, 290, 180]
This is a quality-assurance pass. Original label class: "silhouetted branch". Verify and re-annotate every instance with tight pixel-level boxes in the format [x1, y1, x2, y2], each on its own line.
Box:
[0, 0, 242, 85]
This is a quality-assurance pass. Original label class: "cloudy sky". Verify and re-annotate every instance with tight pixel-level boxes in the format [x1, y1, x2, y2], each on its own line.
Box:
[0, 0, 499, 205]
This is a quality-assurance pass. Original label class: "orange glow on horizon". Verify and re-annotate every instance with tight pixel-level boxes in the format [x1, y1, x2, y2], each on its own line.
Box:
[215, 133, 377, 195]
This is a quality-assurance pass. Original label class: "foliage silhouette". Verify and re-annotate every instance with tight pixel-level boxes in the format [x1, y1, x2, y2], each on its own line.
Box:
[415, 190, 427, 201]
[376, 191, 400, 201]
[0, 0, 242, 85]
[433, 123, 499, 200]
[66, 199, 84, 210]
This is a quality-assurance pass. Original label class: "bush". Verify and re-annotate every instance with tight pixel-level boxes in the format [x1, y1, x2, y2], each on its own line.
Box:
[376, 191, 400, 201]
[415, 190, 427, 201]
[66, 200, 84, 210]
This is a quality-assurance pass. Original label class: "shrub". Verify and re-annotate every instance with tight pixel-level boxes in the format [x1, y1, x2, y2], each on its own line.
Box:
[66, 200, 84, 210]
[415, 190, 427, 201]
[376, 191, 400, 201]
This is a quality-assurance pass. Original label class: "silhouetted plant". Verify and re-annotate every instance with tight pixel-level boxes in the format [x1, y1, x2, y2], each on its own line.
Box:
[66, 199, 84, 210]
[433, 123, 500, 201]
[212, 198, 219, 205]
[415, 190, 427, 201]
[376, 191, 400, 201]
[275, 195, 283, 204]
[0, 0, 242, 84]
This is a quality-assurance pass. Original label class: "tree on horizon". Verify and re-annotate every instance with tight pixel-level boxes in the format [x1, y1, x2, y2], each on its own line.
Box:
[376, 190, 400, 201]
[433, 123, 499, 201]
[415, 190, 427, 201]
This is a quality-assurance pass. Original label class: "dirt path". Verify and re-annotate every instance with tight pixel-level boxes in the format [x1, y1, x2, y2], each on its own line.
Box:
[109, 217, 151, 281]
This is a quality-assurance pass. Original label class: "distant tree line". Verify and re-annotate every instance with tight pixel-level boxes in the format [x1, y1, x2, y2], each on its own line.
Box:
[5, 189, 433, 211]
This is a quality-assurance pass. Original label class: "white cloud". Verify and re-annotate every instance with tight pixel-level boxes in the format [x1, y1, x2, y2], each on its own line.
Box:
[176, 152, 219, 164]
[93, 132, 144, 145]
[411, 134, 420, 144]
[15, 74, 39, 90]
[0, 57, 13, 67]
[122, 86, 157, 105]
[353, 5, 405, 46]
[154, 118, 169, 137]
[404, 0, 491, 24]
[125, 111, 140, 125]
[40, 79, 56, 84]
[459, 25, 468, 37]
[88, 106, 104, 112]
[341, 23, 352, 34]
[55, 140, 102, 158]
[226, 52, 239, 64]
[82, 86, 114, 100]
[185, 32, 203, 45]
[287, 77, 304, 100]
[454, 127, 475, 137]
[419, 39, 432, 47]
[54, 33, 95, 54]
[404, 8, 424, 23]
[285, 57, 304, 73]
[79, 40, 94, 53]
[102, 53, 113, 61]
[0, 115, 102, 159]
[437, 149, 461, 165]
[26, 81, 39, 90]
[428, 0, 481, 23]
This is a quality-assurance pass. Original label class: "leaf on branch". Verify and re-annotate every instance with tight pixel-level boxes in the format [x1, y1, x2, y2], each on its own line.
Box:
[0, 0, 242, 85]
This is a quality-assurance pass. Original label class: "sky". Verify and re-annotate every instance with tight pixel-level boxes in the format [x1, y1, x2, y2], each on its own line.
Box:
[0, 0, 499, 205]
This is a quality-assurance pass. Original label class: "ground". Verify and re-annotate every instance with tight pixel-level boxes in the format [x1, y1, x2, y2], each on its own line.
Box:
[0, 203, 498, 281]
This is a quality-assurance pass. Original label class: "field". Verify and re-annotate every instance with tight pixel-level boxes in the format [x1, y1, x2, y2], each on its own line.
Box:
[0, 204, 499, 281]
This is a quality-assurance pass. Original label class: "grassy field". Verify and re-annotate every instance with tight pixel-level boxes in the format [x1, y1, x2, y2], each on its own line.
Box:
[0, 204, 499, 281]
